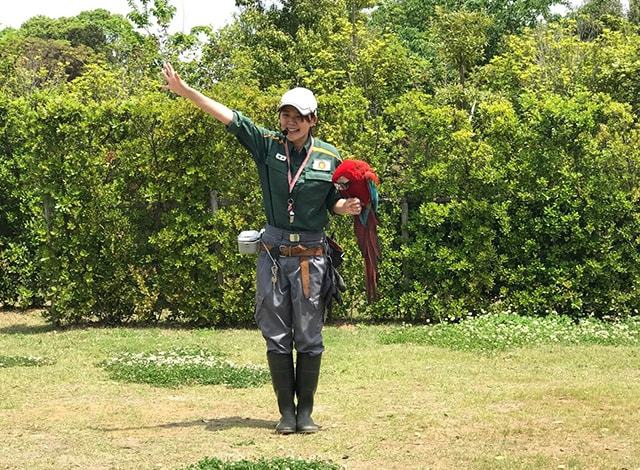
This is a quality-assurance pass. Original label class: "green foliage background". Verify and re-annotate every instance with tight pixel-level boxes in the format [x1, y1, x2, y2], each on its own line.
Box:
[1, 0, 639, 324]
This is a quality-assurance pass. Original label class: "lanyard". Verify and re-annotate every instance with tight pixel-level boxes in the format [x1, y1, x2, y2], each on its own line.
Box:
[283, 136, 314, 224]
[284, 136, 314, 194]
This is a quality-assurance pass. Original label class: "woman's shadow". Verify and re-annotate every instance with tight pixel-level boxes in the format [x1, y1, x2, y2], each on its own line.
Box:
[96, 416, 276, 433]
[204, 416, 275, 432]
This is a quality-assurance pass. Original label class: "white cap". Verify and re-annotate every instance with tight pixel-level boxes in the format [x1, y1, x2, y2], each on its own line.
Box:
[278, 87, 318, 116]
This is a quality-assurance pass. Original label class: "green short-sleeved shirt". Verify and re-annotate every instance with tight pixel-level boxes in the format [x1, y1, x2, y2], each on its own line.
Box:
[227, 110, 342, 232]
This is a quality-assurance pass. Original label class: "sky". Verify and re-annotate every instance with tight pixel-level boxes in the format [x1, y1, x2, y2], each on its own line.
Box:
[0, 0, 239, 32]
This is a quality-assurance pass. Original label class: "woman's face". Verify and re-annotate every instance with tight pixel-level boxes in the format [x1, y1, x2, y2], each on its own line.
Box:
[279, 105, 316, 148]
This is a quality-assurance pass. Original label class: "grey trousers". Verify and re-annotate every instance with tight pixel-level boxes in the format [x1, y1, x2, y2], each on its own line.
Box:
[255, 225, 327, 356]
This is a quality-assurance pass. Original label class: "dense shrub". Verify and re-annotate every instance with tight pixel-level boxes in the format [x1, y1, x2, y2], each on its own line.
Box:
[0, 95, 45, 307]
[1, 11, 639, 324]
[370, 88, 640, 322]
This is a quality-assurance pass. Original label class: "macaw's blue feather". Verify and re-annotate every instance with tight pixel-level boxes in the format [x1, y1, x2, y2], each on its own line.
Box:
[359, 207, 369, 226]
[369, 179, 379, 211]
[358, 180, 379, 226]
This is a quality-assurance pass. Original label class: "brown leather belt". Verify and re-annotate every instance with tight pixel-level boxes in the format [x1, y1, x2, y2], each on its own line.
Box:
[280, 245, 323, 257]
[262, 243, 323, 257]
[262, 244, 324, 298]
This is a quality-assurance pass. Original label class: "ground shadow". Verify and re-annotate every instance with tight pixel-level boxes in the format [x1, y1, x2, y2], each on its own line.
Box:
[0, 323, 56, 335]
[95, 416, 275, 433]
[205, 416, 275, 432]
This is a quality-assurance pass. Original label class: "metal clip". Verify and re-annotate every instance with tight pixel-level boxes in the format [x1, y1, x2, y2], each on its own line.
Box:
[271, 264, 278, 286]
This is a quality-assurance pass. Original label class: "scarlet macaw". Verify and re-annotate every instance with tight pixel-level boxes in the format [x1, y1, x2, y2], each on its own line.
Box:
[332, 159, 381, 301]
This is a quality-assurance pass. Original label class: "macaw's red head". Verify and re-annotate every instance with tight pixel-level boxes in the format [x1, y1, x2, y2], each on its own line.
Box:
[332, 159, 379, 204]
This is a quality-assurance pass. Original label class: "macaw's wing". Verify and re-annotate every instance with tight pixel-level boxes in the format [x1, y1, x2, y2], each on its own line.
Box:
[354, 208, 380, 302]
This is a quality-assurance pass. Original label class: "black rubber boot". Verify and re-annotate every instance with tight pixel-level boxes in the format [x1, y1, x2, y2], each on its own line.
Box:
[295, 352, 322, 433]
[267, 352, 296, 434]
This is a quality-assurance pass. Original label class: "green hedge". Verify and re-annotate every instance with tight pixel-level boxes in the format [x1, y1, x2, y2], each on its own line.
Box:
[370, 90, 640, 321]
[1, 20, 640, 324]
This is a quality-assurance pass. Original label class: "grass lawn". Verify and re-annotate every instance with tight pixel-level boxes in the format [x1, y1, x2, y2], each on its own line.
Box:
[1, 309, 639, 469]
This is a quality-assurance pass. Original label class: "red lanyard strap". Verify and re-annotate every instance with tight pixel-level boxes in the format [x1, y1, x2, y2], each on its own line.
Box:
[284, 137, 314, 194]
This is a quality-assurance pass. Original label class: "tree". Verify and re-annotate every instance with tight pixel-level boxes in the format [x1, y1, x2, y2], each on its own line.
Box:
[576, 0, 625, 40]
[579, 0, 623, 18]
[432, 7, 493, 86]
[629, 0, 640, 24]
[477, 20, 640, 111]
[0, 35, 96, 97]
[18, 10, 144, 65]
[372, 0, 562, 60]
[127, 0, 176, 34]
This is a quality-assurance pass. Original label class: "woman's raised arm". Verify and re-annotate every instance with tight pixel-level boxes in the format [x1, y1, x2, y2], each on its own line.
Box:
[161, 63, 234, 126]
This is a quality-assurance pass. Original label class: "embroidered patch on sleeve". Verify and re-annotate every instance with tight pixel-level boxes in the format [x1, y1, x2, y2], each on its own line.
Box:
[312, 159, 331, 171]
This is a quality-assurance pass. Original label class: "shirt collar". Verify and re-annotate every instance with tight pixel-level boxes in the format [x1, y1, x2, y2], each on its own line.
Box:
[287, 134, 313, 155]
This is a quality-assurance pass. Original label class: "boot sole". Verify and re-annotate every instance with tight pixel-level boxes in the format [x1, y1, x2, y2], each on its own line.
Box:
[296, 427, 320, 433]
[275, 424, 297, 434]
[276, 429, 296, 434]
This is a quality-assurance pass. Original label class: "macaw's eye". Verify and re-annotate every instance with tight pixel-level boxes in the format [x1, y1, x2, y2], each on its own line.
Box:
[334, 181, 350, 191]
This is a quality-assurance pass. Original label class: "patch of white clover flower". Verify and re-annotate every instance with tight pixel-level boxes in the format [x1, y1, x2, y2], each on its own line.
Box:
[0, 355, 53, 367]
[100, 348, 269, 388]
[380, 312, 640, 351]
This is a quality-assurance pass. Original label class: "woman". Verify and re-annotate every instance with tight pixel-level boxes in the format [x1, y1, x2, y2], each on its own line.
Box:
[162, 63, 361, 434]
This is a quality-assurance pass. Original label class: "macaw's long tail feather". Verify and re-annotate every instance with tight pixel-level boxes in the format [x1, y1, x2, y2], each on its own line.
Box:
[354, 210, 381, 302]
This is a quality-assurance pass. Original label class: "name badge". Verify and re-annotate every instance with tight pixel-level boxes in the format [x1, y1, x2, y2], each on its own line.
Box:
[275, 153, 287, 162]
[312, 159, 331, 171]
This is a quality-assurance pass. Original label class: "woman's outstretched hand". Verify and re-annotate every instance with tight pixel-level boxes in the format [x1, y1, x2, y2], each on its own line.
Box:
[162, 63, 189, 96]
[160, 62, 233, 125]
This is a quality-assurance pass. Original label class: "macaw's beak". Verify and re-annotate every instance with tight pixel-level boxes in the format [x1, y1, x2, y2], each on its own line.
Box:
[334, 176, 350, 192]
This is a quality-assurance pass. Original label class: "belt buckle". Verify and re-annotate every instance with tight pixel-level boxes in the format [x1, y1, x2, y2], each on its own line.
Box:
[289, 233, 300, 242]
[279, 246, 291, 256]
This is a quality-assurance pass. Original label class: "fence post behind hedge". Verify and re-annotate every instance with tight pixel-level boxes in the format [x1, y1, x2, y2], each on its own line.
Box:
[400, 198, 409, 242]
[400, 197, 410, 281]
[209, 189, 219, 214]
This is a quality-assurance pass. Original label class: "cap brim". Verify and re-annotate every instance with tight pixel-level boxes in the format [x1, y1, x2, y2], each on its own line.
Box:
[278, 103, 314, 116]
